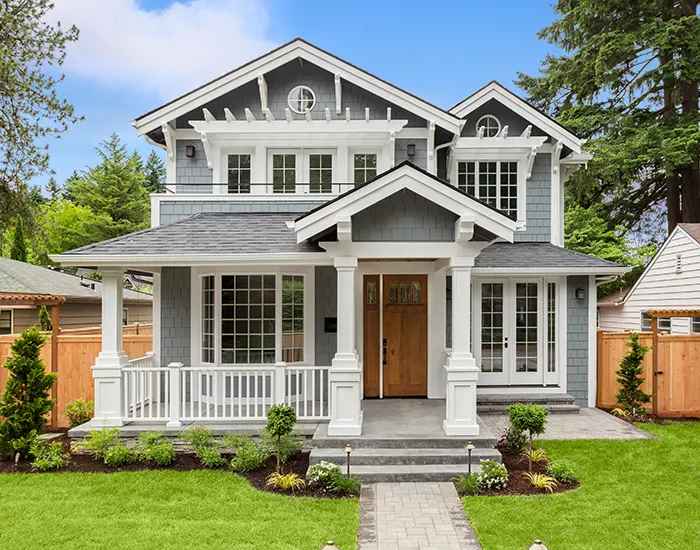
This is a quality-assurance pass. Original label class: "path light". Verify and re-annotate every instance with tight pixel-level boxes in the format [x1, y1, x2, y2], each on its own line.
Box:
[321, 542, 338, 549]
[466, 441, 475, 475]
[529, 540, 549, 550]
[344, 444, 353, 477]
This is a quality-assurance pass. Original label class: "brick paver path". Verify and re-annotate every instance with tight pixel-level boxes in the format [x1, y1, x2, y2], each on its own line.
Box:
[358, 482, 481, 550]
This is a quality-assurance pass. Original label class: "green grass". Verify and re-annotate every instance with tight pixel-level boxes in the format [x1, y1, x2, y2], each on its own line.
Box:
[0, 470, 358, 550]
[464, 422, 700, 550]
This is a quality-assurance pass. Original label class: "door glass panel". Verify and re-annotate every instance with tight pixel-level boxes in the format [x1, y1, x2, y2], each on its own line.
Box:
[480, 283, 504, 373]
[366, 281, 377, 305]
[547, 282, 556, 373]
[516, 282, 538, 373]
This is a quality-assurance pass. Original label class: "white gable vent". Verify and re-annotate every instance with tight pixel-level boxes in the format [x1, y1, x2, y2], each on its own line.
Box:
[676, 253, 683, 273]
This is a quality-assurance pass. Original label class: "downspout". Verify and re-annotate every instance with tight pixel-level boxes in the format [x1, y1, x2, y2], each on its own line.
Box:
[434, 120, 466, 182]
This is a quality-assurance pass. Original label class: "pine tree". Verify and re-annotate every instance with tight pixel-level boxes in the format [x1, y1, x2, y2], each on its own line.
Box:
[144, 150, 166, 193]
[39, 306, 52, 331]
[10, 216, 27, 262]
[46, 177, 62, 201]
[0, 327, 56, 457]
[616, 332, 652, 415]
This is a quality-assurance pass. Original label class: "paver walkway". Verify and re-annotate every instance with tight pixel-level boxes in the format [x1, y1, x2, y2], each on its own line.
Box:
[358, 482, 481, 550]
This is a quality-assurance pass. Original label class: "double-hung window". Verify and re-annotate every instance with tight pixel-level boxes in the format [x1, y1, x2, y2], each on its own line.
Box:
[272, 154, 297, 194]
[641, 312, 671, 333]
[228, 154, 251, 193]
[270, 150, 334, 193]
[309, 154, 332, 193]
[353, 153, 378, 185]
[0, 310, 11, 335]
[457, 161, 518, 217]
[692, 317, 700, 334]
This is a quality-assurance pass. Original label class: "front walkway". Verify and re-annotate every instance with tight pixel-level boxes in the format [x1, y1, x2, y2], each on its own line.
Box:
[480, 407, 653, 440]
[358, 482, 481, 550]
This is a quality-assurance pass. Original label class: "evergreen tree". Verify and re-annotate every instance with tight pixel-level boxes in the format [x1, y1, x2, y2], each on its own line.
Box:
[46, 177, 62, 201]
[0, 327, 56, 457]
[517, 0, 700, 232]
[10, 216, 27, 262]
[39, 306, 51, 331]
[616, 332, 652, 415]
[62, 170, 80, 202]
[144, 150, 166, 193]
[39, 199, 111, 254]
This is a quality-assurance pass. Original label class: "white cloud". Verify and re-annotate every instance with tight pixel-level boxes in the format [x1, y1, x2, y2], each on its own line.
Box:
[49, 0, 277, 100]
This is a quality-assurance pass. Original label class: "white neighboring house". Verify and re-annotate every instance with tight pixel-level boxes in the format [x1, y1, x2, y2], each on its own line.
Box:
[598, 223, 700, 335]
[52, 38, 627, 436]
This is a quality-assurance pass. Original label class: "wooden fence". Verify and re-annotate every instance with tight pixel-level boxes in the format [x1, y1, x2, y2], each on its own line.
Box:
[597, 330, 700, 417]
[0, 328, 153, 428]
[57, 323, 153, 336]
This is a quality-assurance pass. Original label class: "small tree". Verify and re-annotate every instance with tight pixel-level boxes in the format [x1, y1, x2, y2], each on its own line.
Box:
[506, 403, 549, 472]
[0, 327, 56, 458]
[265, 404, 297, 473]
[39, 306, 52, 331]
[10, 216, 27, 262]
[616, 332, 652, 416]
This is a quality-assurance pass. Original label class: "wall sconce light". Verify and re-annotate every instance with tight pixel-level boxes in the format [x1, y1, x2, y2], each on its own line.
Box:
[185, 144, 195, 158]
[575, 287, 585, 300]
[406, 143, 416, 158]
[344, 444, 353, 477]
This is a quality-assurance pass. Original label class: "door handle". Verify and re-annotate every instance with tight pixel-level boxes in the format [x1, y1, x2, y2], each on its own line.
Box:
[504, 336, 508, 349]
[383, 338, 388, 365]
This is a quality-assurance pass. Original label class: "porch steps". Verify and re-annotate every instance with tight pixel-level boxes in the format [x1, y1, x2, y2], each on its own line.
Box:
[477, 393, 580, 414]
[309, 447, 500, 466]
[337, 464, 486, 483]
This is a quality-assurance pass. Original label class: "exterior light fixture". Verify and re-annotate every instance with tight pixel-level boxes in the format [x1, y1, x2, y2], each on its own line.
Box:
[466, 441, 475, 475]
[185, 144, 195, 158]
[529, 540, 549, 550]
[344, 444, 353, 477]
[406, 143, 416, 158]
[575, 287, 585, 300]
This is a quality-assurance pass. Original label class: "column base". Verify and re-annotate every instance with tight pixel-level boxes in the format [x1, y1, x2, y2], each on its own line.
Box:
[92, 352, 128, 427]
[443, 354, 480, 437]
[328, 353, 363, 437]
[165, 421, 182, 429]
[88, 417, 124, 428]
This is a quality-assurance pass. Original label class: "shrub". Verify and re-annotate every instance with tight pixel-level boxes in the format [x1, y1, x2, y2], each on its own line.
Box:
[39, 306, 52, 332]
[476, 460, 508, 491]
[547, 459, 579, 484]
[66, 398, 94, 428]
[265, 405, 297, 473]
[181, 426, 215, 450]
[260, 428, 301, 464]
[522, 472, 558, 493]
[265, 471, 306, 494]
[611, 407, 631, 419]
[520, 447, 548, 464]
[103, 444, 137, 468]
[80, 427, 120, 459]
[506, 403, 548, 471]
[502, 425, 528, 454]
[0, 328, 56, 458]
[453, 473, 480, 496]
[616, 332, 652, 415]
[307, 461, 342, 486]
[30, 440, 69, 472]
[327, 473, 361, 496]
[142, 442, 175, 466]
[197, 446, 226, 468]
[229, 438, 270, 472]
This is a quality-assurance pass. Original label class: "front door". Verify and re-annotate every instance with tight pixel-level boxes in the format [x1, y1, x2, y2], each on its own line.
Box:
[382, 275, 428, 397]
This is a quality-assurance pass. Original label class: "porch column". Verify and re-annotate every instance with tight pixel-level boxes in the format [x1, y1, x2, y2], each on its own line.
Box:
[328, 256, 363, 436]
[444, 257, 480, 436]
[91, 268, 128, 427]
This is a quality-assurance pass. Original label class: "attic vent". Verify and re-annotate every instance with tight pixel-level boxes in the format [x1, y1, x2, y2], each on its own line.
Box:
[676, 253, 683, 273]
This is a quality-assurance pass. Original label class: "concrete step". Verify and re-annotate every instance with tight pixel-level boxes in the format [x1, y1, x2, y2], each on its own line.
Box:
[477, 393, 580, 414]
[341, 464, 485, 483]
[309, 447, 501, 466]
[311, 435, 498, 449]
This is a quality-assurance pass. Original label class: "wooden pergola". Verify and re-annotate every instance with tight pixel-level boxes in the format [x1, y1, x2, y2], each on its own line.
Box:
[647, 309, 700, 416]
[0, 293, 67, 429]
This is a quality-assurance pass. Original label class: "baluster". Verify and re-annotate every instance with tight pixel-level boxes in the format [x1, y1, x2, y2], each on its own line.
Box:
[237, 372, 242, 419]
[254, 371, 259, 418]
[312, 369, 316, 418]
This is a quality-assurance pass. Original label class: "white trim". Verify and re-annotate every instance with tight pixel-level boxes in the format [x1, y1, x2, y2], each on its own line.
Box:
[550, 141, 563, 246]
[587, 274, 597, 407]
[477, 386, 567, 395]
[152, 272, 161, 367]
[472, 266, 629, 275]
[152, 193, 336, 203]
[133, 40, 460, 136]
[449, 82, 584, 152]
[52, 253, 333, 268]
[321, 242, 489, 260]
[150, 194, 160, 227]
[188, 119, 408, 136]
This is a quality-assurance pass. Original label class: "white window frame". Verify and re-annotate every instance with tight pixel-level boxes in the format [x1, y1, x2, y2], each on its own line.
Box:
[641, 311, 671, 333]
[122, 308, 129, 326]
[350, 151, 380, 185]
[287, 85, 316, 114]
[267, 149, 337, 195]
[456, 160, 519, 218]
[476, 114, 501, 137]
[0, 309, 13, 335]
[225, 152, 253, 194]
[691, 317, 700, 334]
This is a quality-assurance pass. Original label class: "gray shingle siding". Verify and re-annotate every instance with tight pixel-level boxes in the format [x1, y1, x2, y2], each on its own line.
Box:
[161, 267, 191, 367]
[567, 275, 589, 407]
[460, 99, 549, 139]
[315, 266, 336, 366]
[352, 190, 456, 242]
[515, 153, 551, 243]
[175, 140, 213, 192]
[395, 140, 427, 170]
[160, 201, 325, 225]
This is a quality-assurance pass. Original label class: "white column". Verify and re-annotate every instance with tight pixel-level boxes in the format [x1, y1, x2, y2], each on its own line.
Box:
[166, 362, 183, 428]
[328, 256, 363, 436]
[91, 268, 128, 427]
[444, 257, 480, 436]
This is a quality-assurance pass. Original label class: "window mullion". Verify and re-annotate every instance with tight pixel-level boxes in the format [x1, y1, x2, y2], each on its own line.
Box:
[275, 272, 282, 363]
[215, 273, 221, 367]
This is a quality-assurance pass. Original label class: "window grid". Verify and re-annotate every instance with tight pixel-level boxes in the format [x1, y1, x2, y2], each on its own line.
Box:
[480, 283, 504, 373]
[228, 154, 251, 194]
[282, 275, 304, 362]
[547, 282, 556, 373]
[692, 317, 700, 333]
[221, 275, 276, 364]
[0, 310, 11, 335]
[457, 161, 517, 217]
[309, 154, 332, 193]
[272, 154, 296, 194]
[354, 154, 378, 185]
[641, 312, 671, 333]
[515, 282, 538, 373]
[476, 115, 501, 137]
[201, 276, 215, 363]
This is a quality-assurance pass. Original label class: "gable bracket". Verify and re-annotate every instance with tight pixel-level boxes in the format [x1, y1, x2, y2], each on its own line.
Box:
[552, 141, 564, 174]
[224, 108, 236, 122]
[455, 215, 475, 243]
[336, 216, 352, 242]
[257, 74, 268, 111]
[526, 146, 538, 179]
[199, 133, 214, 169]
[334, 74, 342, 114]
[161, 123, 175, 161]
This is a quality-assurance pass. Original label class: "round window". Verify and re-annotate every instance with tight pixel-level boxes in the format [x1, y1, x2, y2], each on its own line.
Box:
[288, 85, 316, 114]
[476, 115, 501, 137]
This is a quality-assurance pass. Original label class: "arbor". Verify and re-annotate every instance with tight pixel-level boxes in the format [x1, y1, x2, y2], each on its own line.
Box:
[144, 150, 166, 194]
[10, 216, 27, 262]
[0, 0, 81, 192]
[517, 1, 700, 232]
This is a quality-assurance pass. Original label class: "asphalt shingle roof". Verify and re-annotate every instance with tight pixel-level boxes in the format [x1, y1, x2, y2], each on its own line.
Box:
[474, 242, 623, 269]
[0, 257, 151, 301]
[679, 223, 700, 246]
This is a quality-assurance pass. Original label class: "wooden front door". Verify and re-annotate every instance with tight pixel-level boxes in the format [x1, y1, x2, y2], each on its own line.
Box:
[382, 275, 428, 397]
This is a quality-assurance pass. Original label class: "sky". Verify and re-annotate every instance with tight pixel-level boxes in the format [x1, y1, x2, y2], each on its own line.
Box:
[36, 0, 559, 190]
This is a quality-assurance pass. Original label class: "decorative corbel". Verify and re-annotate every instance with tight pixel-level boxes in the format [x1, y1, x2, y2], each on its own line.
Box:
[263, 108, 275, 122]
[334, 74, 342, 114]
[500, 125, 509, 138]
[244, 108, 256, 122]
[285, 108, 293, 122]
[527, 146, 538, 179]
[427, 120, 436, 161]
[336, 216, 352, 242]
[202, 108, 216, 122]
[521, 125, 532, 138]
[552, 141, 564, 174]
[257, 74, 268, 111]
[224, 108, 236, 122]
[455, 215, 475, 243]
[161, 123, 175, 161]
[200, 133, 214, 169]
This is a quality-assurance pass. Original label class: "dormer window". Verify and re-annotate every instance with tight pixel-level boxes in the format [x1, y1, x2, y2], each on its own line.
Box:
[476, 114, 501, 137]
[288, 85, 316, 114]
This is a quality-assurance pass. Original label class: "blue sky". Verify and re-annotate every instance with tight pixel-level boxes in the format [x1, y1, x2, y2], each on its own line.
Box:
[38, 0, 558, 190]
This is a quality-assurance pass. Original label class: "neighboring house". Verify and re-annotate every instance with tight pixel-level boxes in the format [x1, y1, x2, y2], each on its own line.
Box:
[599, 223, 700, 335]
[53, 38, 626, 437]
[0, 257, 153, 334]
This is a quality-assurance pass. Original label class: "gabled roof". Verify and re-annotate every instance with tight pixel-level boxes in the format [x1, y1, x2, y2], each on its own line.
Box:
[0, 257, 151, 302]
[133, 38, 460, 136]
[449, 81, 584, 152]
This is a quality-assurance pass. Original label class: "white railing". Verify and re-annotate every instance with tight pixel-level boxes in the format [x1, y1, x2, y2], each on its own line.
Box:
[121, 361, 331, 424]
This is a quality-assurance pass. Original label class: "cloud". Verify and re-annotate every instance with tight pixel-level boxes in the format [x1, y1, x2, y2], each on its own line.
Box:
[49, 0, 277, 100]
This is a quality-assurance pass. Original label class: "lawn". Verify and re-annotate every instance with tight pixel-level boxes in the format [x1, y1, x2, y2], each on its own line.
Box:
[0, 470, 358, 550]
[464, 422, 700, 550]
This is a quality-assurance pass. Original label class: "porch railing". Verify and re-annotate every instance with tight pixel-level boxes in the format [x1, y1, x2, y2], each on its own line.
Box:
[121, 362, 331, 424]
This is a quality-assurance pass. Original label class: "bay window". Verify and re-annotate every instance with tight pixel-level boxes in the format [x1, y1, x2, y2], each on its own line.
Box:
[456, 161, 518, 218]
